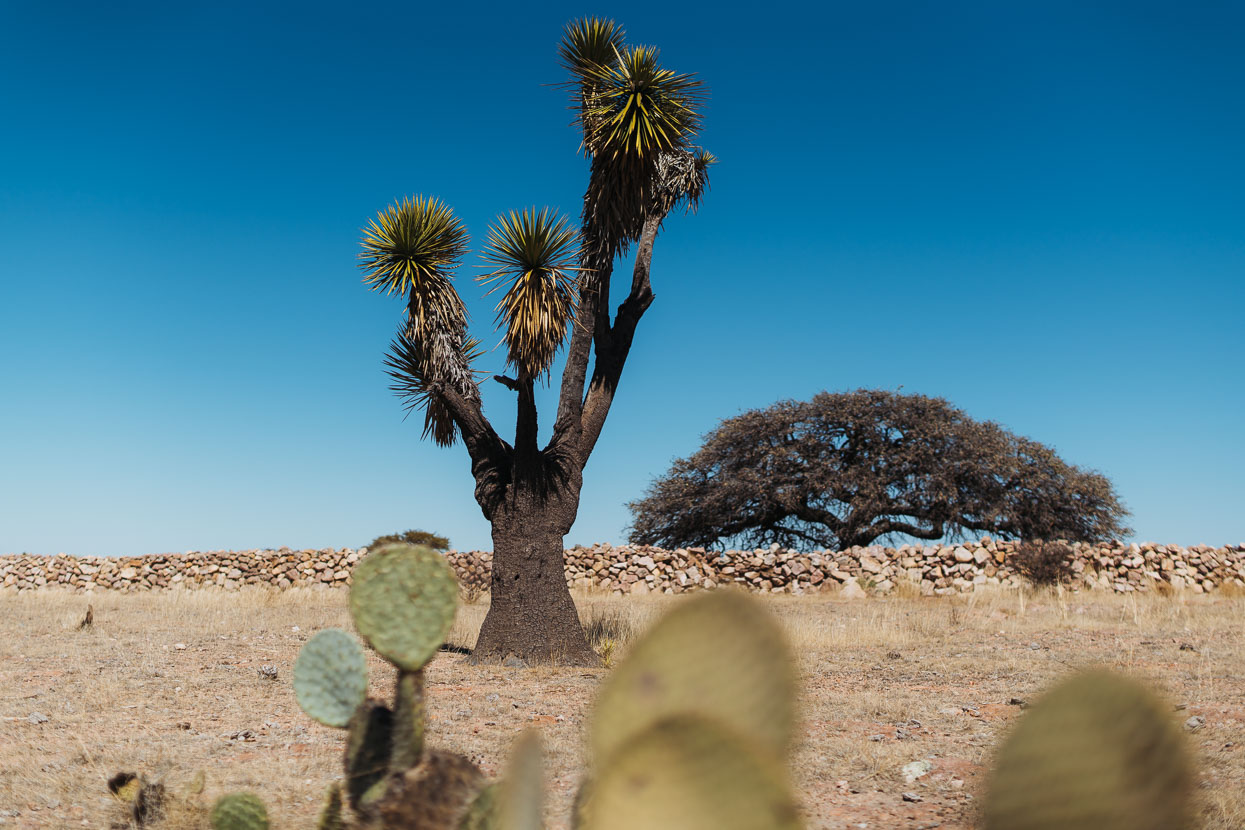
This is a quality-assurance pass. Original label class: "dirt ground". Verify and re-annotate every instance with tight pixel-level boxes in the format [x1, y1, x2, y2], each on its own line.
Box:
[1, 585, 1243, 829]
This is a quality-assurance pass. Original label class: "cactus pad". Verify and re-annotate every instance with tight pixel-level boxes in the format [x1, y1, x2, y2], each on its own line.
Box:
[494, 731, 545, 830]
[316, 781, 344, 830]
[349, 543, 459, 671]
[590, 590, 795, 766]
[209, 792, 269, 830]
[345, 700, 395, 812]
[293, 628, 368, 728]
[582, 715, 801, 830]
[457, 782, 499, 830]
[983, 669, 1193, 830]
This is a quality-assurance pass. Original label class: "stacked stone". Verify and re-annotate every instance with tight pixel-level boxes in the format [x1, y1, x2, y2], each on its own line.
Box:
[0, 548, 360, 592]
[2, 541, 1243, 595]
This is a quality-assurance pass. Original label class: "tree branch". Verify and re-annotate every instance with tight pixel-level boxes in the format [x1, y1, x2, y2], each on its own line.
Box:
[515, 375, 539, 460]
[577, 214, 662, 463]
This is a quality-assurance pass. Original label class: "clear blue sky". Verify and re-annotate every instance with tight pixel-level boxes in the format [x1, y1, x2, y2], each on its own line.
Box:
[2, 1, 1241, 556]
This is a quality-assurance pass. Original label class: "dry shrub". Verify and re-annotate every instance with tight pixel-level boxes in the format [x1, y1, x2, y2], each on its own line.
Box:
[1014, 541, 1074, 586]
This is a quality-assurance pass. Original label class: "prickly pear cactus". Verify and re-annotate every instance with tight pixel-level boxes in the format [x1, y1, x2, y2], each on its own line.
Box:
[344, 699, 395, 812]
[983, 669, 1194, 830]
[389, 669, 426, 774]
[316, 781, 344, 830]
[581, 715, 801, 830]
[458, 782, 499, 830]
[349, 543, 459, 671]
[493, 731, 545, 830]
[293, 628, 369, 728]
[590, 590, 795, 766]
[209, 792, 269, 830]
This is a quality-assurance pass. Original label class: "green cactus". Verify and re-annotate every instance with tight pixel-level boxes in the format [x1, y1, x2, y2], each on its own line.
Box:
[293, 628, 369, 728]
[389, 669, 426, 774]
[457, 782, 498, 830]
[983, 669, 1194, 830]
[350, 543, 459, 671]
[493, 731, 545, 830]
[590, 590, 796, 767]
[375, 749, 487, 828]
[580, 714, 801, 830]
[344, 699, 395, 812]
[209, 792, 269, 830]
[316, 781, 344, 830]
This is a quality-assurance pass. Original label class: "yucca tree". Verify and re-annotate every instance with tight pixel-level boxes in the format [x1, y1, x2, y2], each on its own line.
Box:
[358, 18, 713, 665]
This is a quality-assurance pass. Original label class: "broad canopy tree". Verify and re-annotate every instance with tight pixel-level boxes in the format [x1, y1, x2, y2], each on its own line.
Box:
[628, 390, 1131, 552]
[357, 19, 713, 665]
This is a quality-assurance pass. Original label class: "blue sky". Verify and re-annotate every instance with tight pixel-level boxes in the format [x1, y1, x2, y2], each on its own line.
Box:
[1, 1, 1241, 556]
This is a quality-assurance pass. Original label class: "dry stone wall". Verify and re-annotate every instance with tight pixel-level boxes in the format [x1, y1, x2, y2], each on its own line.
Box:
[2, 540, 1244, 595]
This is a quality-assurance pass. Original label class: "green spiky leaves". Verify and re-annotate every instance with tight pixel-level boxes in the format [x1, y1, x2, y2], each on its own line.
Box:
[590, 590, 796, 767]
[559, 18, 626, 85]
[350, 544, 459, 671]
[478, 208, 581, 379]
[292, 628, 368, 728]
[983, 670, 1194, 830]
[362, 196, 481, 448]
[385, 329, 486, 447]
[359, 196, 469, 334]
[210, 793, 269, 830]
[572, 42, 705, 160]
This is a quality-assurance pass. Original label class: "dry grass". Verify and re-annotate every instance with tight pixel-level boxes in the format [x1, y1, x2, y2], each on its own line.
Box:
[2, 585, 1244, 828]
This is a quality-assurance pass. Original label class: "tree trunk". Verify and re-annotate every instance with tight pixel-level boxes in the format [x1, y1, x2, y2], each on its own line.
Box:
[471, 485, 601, 666]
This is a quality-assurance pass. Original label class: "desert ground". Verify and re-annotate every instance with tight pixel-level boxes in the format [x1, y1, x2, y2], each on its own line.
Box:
[1, 584, 1243, 829]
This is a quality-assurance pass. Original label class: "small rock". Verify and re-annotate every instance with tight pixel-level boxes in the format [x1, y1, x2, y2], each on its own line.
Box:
[173, 643, 187, 650]
[485, 693, 500, 703]
[868, 734, 885, 742]
[902, 792, 923, 803]
[27, 712, 49, 724]
[902, 760, 933, 782]
[839, 578, 867, 600]
[1185, 716, 1205, 732]
[257, 665, 279, 681]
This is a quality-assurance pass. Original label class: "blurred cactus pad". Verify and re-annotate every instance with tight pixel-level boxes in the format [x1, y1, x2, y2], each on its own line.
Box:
[349, 543, 459, 671]
[983, 669, 1194, 830]
[209, 792, 269, 830]
[292, 628, 368, 728]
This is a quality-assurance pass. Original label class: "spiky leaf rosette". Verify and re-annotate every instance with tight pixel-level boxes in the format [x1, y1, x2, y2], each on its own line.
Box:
[478, 208, 580, 379]
[359, 196, 469, 336]
[590, 590, 796, 768]
[292, 628, 368, 728]
[652, 149, 715, 216]
[581, 715, 801, 830]
[385, 328, 486, 447]
[983, 670, 1194, 830]
[559, 17, 626, 93]
[349, 543, 459, 671]
[577, 45, 704, 160]
[209, 793, 269, 830]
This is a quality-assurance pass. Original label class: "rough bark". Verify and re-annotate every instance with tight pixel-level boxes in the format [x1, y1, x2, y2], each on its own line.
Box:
[471, 482, 600, 666]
